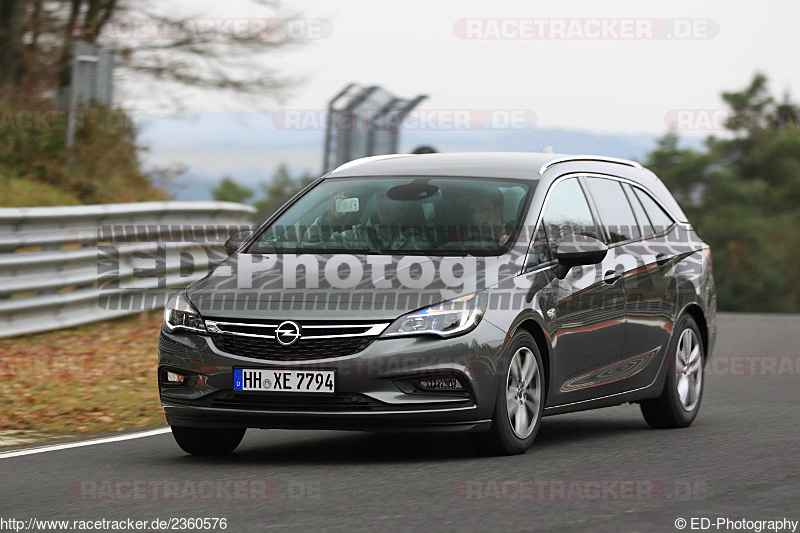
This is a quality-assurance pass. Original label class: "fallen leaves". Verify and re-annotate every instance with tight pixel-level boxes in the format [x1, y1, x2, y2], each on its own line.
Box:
[0, 311, 166, 443]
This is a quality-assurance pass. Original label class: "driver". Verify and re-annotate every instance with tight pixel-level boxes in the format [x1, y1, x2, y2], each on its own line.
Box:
[302, 192, 430, 251]
[464, 188, 510, 246]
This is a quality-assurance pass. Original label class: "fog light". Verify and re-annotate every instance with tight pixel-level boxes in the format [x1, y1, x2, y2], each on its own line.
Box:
[416, 377, 463, 391]
[166, 371, 185, 384]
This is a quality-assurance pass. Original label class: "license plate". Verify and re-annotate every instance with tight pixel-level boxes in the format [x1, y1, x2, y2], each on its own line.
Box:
[233, 368, 335, 394]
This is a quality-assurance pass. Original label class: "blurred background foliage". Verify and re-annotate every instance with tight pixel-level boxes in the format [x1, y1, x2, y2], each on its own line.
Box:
[0, 0, 302, 207]
[1, 97, 169, 204]
[211, 164, 314, 221]
[645, 74, 800, 313]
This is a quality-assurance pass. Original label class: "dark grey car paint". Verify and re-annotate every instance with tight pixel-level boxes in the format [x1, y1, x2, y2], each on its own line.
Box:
[159, 153, 717, 432]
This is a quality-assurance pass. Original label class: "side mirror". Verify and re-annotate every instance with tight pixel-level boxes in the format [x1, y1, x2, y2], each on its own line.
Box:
[223, 230, 253, 256]
[553, 234, 608, 279]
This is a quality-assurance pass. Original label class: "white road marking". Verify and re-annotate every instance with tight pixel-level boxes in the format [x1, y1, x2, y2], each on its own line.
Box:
[0, 427, 171, 459]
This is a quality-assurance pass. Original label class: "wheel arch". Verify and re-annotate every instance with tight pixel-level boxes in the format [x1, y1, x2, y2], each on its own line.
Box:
[681, 303, 708, 356]
[514, 319, 551, 402]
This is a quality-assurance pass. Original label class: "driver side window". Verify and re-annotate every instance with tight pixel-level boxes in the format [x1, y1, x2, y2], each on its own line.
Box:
[541, 178, 599, 252]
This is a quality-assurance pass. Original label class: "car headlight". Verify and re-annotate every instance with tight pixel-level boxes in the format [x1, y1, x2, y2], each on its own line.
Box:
[163, 292, 207, 334]
[382, 293, 487, 338]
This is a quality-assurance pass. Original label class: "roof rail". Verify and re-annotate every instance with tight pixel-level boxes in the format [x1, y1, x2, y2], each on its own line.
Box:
[330, 154, 410, 174]
[538, 155, 643, 175]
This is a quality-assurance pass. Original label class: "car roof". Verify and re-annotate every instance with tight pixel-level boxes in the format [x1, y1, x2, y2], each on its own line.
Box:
[329, 152, 559, 179]
[327, 152, 688, 222]
[328, 152, 649, 178]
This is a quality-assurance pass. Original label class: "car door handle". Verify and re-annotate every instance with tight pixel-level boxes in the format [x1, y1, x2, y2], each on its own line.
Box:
[603, 270, 621, 284]
[656, 253, 669, 267]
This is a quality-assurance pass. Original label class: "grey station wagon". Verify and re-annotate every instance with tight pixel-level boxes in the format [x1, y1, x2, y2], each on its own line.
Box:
[159, 152, 717, 455]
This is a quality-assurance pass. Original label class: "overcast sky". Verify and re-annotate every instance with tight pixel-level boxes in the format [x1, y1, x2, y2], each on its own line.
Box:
[130, 0, 800, 134]
[131, 0, 799, 199]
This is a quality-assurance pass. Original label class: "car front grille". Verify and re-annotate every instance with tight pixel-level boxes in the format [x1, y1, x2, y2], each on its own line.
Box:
[209, 334, 378, 361]
[205, 318, 389, 361]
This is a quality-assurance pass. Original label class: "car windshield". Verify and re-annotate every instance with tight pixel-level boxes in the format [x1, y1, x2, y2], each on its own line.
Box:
[247, 176, 534, 255]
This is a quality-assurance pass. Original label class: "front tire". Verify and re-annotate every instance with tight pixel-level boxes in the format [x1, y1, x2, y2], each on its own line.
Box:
[170, 426, 246, 456]
[640, 315, 705, 428]
[473, 331, 545, 455]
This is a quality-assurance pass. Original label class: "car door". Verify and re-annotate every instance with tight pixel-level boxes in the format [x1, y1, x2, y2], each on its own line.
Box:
[583, 177, 674, 394]
[623, 183, 679, 382]
[537, 176, 628, 406]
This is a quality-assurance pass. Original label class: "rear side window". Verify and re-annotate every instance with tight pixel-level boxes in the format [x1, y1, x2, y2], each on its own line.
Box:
[633, 187, 675, 234]
[584, 177, 640, 243]
[622, 183, 655, 238]
[540, 178, 599, 251]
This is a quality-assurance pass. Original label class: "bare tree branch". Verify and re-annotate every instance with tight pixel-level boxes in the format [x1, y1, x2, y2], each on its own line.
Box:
[2, 0, 310, 108]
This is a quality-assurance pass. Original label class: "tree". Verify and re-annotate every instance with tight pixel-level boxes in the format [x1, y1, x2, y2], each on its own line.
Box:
[212, 176, 253, 204]
[645, 73, 800, 313]
[0, 0, 27, 89]
[644, 132, 711, 217]
[253, 164, 314, 221]
[1, 0, 307, 206]
[0, 0, 307, 107]
[411, 145, 437, 154]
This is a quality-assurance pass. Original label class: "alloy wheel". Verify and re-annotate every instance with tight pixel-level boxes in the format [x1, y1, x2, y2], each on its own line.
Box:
[675, 328, 703, 411]
[505, 347, 542, 439]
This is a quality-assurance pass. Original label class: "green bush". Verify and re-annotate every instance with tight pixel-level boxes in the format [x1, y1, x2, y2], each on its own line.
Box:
[0, 98, 166, 205]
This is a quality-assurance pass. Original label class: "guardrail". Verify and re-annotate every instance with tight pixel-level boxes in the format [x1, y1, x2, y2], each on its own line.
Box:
[0, 202, 256, 338]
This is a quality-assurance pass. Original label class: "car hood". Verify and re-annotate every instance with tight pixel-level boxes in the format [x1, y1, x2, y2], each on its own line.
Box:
[186, 252, 517, 321]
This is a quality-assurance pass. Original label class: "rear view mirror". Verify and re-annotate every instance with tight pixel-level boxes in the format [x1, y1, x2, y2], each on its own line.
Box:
[553, 234, 608, 279]
[224, 230, 253, 256]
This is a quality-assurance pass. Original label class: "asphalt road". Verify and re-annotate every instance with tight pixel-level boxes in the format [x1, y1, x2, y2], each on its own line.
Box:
[2, 313, 799, 532]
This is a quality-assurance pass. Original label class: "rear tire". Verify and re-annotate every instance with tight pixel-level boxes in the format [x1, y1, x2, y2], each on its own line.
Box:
[640, 315, 705, 429]
[170, 426, 246, 456]
[472, 331, 544, 455]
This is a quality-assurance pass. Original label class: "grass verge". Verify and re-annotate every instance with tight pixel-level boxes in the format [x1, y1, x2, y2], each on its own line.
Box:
[0, 311, 165, 447]
[0, 174, 82, 207]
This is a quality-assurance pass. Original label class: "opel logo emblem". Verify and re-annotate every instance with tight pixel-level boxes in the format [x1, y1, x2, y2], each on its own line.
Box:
[275, 321, 301, 346]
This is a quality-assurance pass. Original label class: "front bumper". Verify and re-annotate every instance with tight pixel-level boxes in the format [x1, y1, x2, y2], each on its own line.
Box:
[158, 319, 508, 432]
